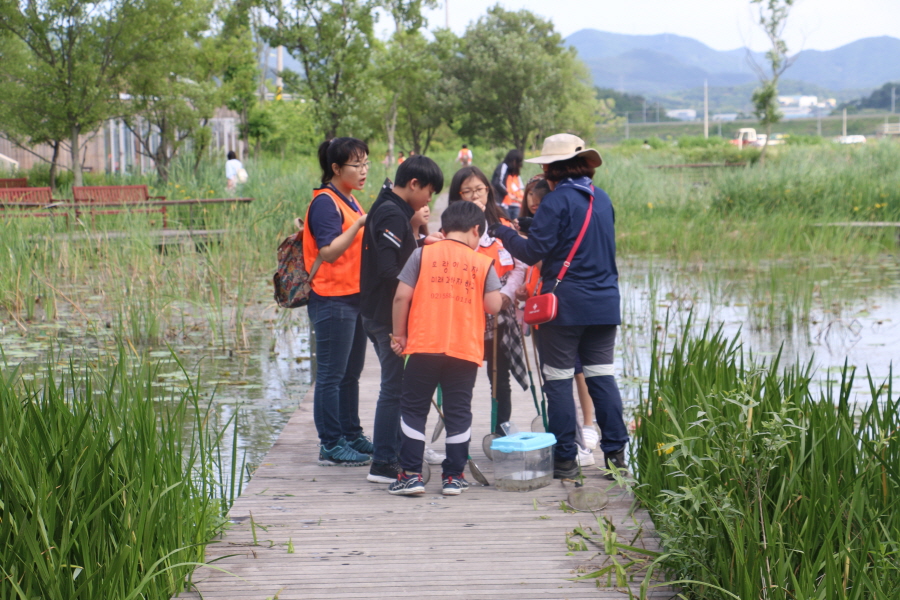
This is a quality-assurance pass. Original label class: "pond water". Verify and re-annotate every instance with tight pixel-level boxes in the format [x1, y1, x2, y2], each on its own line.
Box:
[1, 254, 898, 477]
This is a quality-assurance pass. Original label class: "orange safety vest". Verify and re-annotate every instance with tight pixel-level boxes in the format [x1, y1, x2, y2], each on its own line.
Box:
[503, 174, 524, 207]
[524, 263, 542, 298]
[476, 218, 515, 279]
[303, 187, 366, 297]
[405, 240, 494, 365]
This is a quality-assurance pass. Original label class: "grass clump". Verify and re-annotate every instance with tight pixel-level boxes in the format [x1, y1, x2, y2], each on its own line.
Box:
[633, 325, 900, 599]
[0, 354, 241, 599]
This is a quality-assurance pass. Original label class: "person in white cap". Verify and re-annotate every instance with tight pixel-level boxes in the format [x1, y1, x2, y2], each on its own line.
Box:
[487, 133, 628, 481]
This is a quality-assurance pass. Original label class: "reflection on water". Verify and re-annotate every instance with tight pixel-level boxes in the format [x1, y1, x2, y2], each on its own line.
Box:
[616, 256, 900, 404]
[0, 309, 314, 475]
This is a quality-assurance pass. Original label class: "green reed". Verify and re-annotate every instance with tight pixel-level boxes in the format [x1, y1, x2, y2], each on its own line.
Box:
[631, 323, 900, 599]
[0, 352, 243, 599]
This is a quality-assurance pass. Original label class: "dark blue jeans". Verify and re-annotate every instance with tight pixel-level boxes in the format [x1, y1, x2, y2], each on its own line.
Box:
[307, 295, 367, 448]
[537, 324, 628, 461]
[362, 316, 403, 464]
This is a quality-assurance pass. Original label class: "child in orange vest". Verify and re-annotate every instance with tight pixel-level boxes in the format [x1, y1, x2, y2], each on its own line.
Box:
[389, 201, 503, 495]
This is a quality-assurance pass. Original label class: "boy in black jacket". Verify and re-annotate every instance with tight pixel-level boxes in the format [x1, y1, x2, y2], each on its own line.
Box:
[360, 155, 444, 483]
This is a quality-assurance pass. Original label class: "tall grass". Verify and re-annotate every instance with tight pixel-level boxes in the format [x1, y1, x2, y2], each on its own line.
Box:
[0, 353, 242, 599]
[632, 324, 900, 599]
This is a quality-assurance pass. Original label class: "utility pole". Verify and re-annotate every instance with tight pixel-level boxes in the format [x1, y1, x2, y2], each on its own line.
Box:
[892, 86, 896, 114]
[445, 0, 449, 29]
[842, 108, 847, 137]
[275, 46, 284, 100]
[642, 100, 647, 123]
[817, 106, 822, 137]
[625, 113, 629, 139]
[703, 79, 709, 139]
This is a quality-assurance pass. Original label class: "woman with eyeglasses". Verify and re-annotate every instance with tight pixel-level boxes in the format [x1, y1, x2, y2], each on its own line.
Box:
[447, 166, 528, 437]
[303, 137, 373, 467]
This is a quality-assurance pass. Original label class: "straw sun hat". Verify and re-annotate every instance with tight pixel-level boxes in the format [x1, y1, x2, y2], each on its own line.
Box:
[524, 133, 602, 168]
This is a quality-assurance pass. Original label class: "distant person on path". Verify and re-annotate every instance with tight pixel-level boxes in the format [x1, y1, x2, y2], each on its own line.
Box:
[448, 166, 528, 436]
[456, 144, 473, 167]
[491, 150, 524, 221]
[225, 151, 243, 191]
[397, 151, 406, 164]
[388, 201, 503, 495]
[305, 137, 373, 467]
[488, 133, 629, 481]
[359, 156, 445, 484]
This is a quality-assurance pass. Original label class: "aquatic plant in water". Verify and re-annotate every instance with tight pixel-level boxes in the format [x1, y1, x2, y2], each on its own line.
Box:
[0, 352, 243, 599]
[631, 324, 900, 599]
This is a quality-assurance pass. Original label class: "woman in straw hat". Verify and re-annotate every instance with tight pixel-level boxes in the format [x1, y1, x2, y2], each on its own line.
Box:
[488, 133, 628, 481]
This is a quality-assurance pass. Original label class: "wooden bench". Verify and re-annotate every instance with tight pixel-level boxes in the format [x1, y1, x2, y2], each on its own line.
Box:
[72, 185, 168, 226]
[0, 178, 28, 189]
[0, 187, 66, 220]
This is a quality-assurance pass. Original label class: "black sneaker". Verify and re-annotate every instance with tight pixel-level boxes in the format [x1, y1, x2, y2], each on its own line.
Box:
[388, 472, 425, 496]
[553, 458, 579, 480]
[367, 460, 401, 484]
[347, 434, 374, 455]
[602, 448, 631, 480]
[441, 473, 469, 496]
[318, 441, 372, 467]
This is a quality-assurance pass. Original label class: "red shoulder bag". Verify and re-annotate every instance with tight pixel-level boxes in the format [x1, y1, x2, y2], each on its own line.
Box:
[523, 194, 594, 326]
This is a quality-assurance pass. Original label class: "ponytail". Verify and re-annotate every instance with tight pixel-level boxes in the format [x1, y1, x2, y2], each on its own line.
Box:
[317, 137, 370, 186]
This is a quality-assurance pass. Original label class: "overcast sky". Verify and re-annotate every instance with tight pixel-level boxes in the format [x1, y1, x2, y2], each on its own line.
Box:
[421, 0, 900, 52]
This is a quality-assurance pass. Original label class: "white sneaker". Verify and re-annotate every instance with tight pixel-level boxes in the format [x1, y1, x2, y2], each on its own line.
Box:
[582, 427, 600, 450]
[424, 446, 446, 465]
[577, 445, 595, 467]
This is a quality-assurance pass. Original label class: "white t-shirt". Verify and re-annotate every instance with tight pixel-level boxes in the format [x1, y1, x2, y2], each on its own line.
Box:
[225, 158, 243, 180]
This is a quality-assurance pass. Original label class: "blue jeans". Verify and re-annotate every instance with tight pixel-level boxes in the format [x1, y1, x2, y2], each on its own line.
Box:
[362, 316, 403, 464]
[307, 295, 367, 448]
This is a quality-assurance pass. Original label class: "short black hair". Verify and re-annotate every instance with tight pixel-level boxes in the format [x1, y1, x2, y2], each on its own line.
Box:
[394, 154, 444, 193]
[462, 144, 468, 148]
[544, 156, 596, 183]
[441, 199, 485, 237]
[227, 151, 237, 160]
[317, 137, 369, 186]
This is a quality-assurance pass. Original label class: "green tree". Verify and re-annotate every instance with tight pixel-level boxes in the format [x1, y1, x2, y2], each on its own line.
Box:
[749, 0, 795, 163]
[120, 0, 218, 182]
[0, 0, 205, 186]
[259, 0, 381, 140]
[450, 6, 598, 151]
[0, 32, 69, 187]
[264, 99, 317, 157]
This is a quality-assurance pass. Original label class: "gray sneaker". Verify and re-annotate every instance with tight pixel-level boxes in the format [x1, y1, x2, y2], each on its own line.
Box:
[602, 448, 630, 480]
[318, 441, 372, 466]
[347, 434, 374, 455]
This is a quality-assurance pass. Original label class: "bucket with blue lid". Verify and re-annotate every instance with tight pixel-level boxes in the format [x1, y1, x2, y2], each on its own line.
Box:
[490, 432, 556, 491]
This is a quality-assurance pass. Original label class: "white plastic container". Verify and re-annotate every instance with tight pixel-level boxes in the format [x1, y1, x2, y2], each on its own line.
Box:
[490, 432, 556, 492]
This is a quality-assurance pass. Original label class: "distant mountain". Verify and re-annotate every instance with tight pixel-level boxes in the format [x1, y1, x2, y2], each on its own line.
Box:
[567, 30, 900, 96]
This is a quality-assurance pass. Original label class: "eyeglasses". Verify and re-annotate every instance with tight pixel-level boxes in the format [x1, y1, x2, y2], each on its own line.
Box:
[345, 161, 371, 171]
[459, 185, 488, 199]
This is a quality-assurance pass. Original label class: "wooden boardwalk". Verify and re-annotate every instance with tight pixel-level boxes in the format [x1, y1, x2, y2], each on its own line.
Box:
[177, 344, 667, 600]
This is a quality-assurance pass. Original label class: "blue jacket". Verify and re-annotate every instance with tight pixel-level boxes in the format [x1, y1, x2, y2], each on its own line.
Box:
[495, 177, 620, 326]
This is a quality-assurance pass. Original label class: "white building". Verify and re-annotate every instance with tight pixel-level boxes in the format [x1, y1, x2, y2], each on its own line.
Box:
[665, 109, 697, 121]
[777, 95, 818, 108]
